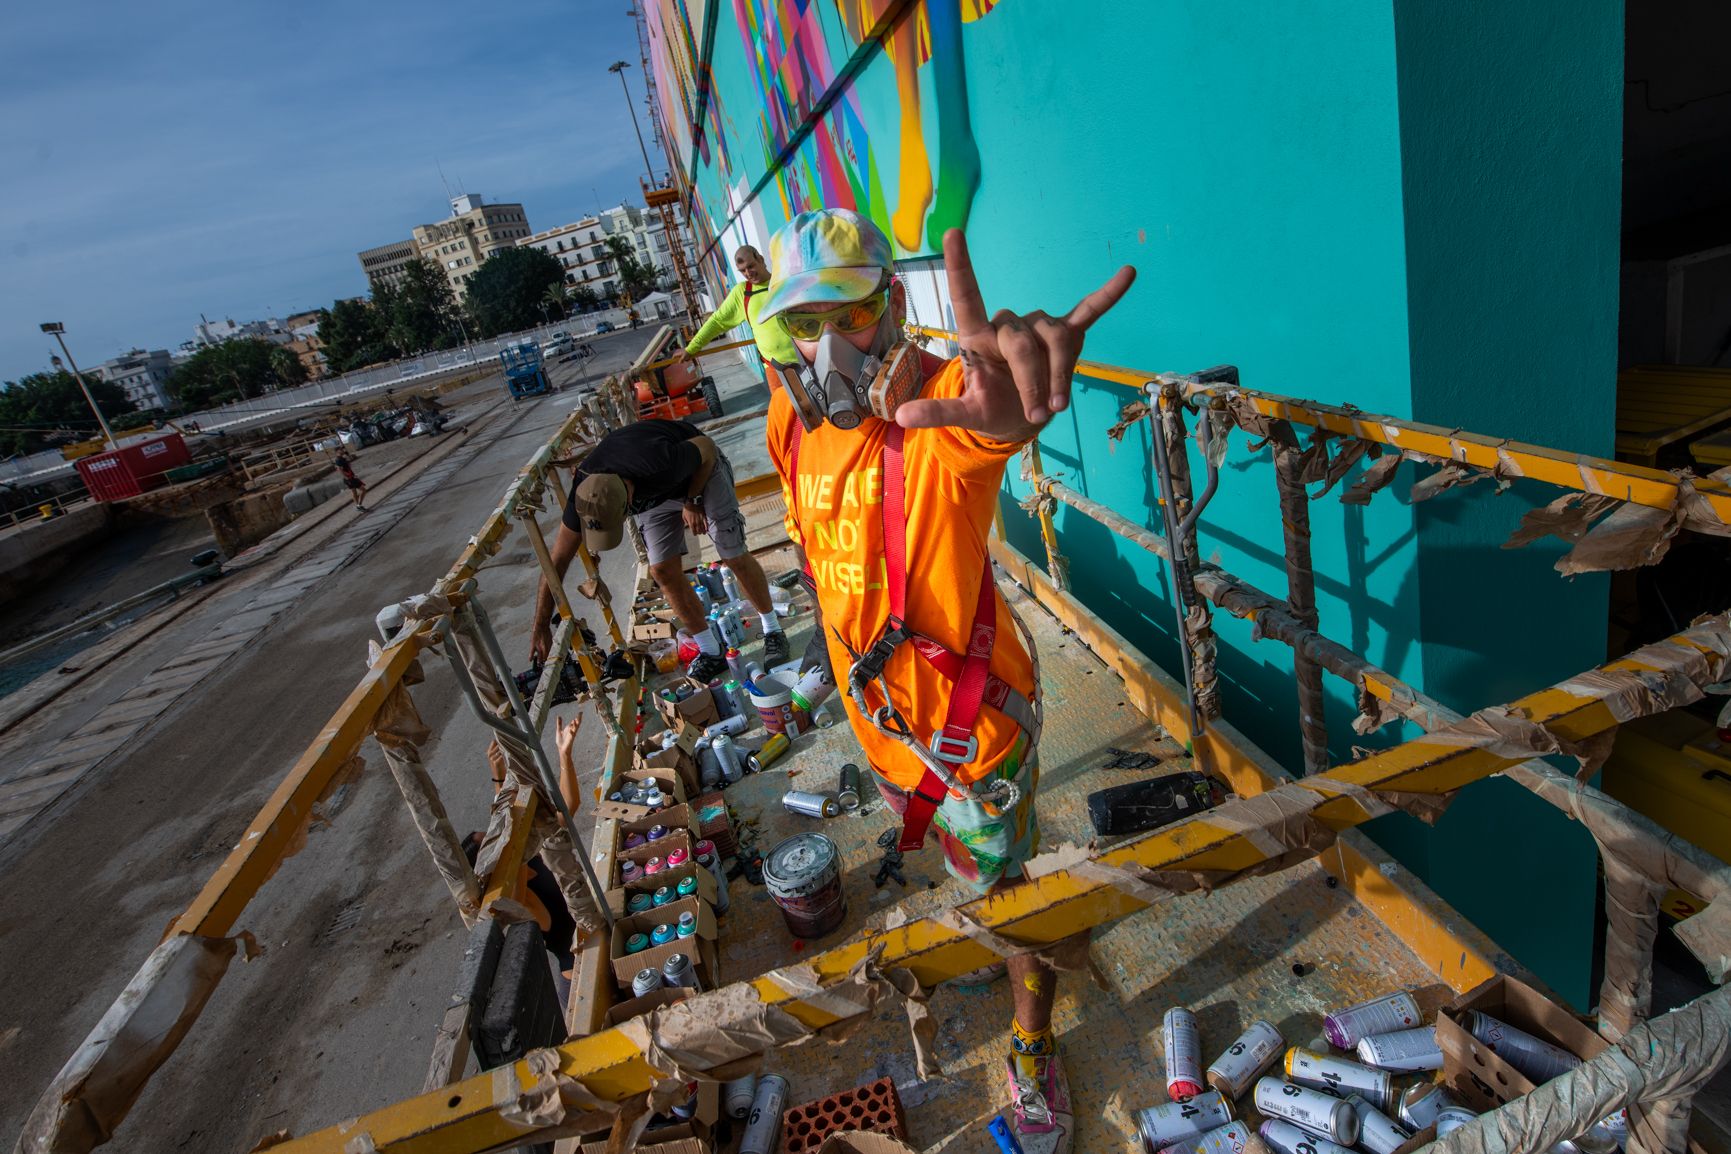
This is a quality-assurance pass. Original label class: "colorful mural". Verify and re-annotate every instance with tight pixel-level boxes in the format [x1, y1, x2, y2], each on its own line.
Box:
[656, 0, 1003, 260]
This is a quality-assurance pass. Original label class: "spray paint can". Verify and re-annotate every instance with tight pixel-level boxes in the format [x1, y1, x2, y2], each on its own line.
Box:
[650, 923, 675, 946]
[647, 824, 668, 842]
[783, 790, 840, 818]
[632, 968, 661, 997]
[619, 859, 641, 885]
[1345, 1095, 1411, 1154]
[693, 579, 712, 613]
[643, 856, 663, 876]
[720, 606, 745, 648]
[706, 609, 726, 654]
[1167, 1121, 1254, 1154]
[790, 665, 836, 712]
[701, 563, 727, 601]
[747, 731, 790, 772]
[721, 567, 741, 604]
[698, 742, 722, 788]
[696, 841, 730, 914]
[1284, 1047, 1394, 1113]
[705, 714, 748, 740]
[1463, 1011, 1583, 1083]
[1357, 1026, 1442, 1072]
[1397, 1083, 1454, 1131]
[743, 659, 764, 684]
[713, 733, 743, 782]
[666, 846, 688, 868]
[725, 679, 751, 718]
[763, 832, 847, 938]
[1206, 1019, 1283, 1099]
[627, 894, 653, 915]
[1253, 1079, 1359, 1146]
[661, 952, 700, 991]
[651, 886, 673, 907]
[725, 646, 745, 682]
[1323, 991, 1421, 1049]
[1434, 1105, 1479, 1137]
[837, 763, 862, 811]
[1163, 1007, 1205, 1101]
[624, 832, 646, 850]
[738, 1072, 788, 1154]
[1133, 1090, 1234, 1151]
[1259, 1119, 1354, 1154]
[676, 874, 698, 898]
[724, 1073, 758, 1120]
[1595, 1109, 1629, 1151]
[625, 933, 649, 954]
[676, 911, 696, 938]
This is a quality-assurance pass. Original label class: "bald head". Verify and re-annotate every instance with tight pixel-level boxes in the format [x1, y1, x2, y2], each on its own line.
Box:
[734, 246, 769, 285]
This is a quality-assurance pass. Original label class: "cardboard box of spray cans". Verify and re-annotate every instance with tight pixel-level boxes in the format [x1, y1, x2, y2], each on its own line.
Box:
[654, 684, 719, 731]
[607, 857, 718, 919]
[1435, 973, 1609, 1113]
[593, 767, 688, 822]
[617, 830, 691, 886]
[608, 894, 720, 991]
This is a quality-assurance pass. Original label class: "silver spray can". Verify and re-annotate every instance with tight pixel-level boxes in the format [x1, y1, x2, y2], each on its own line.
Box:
[712, 733, 743, 782]
[631, 967, 661, 998]
[783, 790, 840, 818]
[661, 952, 701, 992]
[1253, 1079, 1360, 1146]
[705, 714, 748, 739]
[837, 763, 862, 811]
[1398, 1082, 1455, 1131]
[1206, 1019, 1283, 1099]
[1284, 1047, 1394, 1113]
[1345, 1094, 1411, 1154]
[1259, 1118, 1354, 1154]
[739, 1072, 788, 1154]
[1134, 1089, 1234, 1151]
[1464, 1010, 1582, 1083]
[1434, 1105, 1479, 1137]
[1357, 1025, 1443, 1072]
[721, 567, 740, 604]
[1323, 991, 1421, 1049]
[1163, 1007, 1205, 1100]
[1169, 1120, 1254, 1154]
[723, 1073, 758, 1120]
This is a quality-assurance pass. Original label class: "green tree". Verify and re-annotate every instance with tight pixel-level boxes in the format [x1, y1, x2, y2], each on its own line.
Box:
[386, 258, 461, 354]
[0, 370, 137, 457]
[569, 282, 602, 314]
[318, 298, 395, 372]
[168, 339, 304, 409]
[605, 236, 659, 305]
[462, 246, 567, 338]
[541, 282, 573, 320]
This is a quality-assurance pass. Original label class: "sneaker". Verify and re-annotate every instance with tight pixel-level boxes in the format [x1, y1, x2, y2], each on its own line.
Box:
[1003, 1053, 1074, 1154]
[688, 651, 728, 682]
[762, 629, 791, 667]
[945, 961, 1008, 989]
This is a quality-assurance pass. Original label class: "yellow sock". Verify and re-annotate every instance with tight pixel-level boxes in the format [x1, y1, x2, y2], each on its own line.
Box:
[1010, 1019, 1055, 1081]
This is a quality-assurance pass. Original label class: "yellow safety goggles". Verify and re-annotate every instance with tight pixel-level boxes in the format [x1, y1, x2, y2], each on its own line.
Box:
[777, 292, 890, 342]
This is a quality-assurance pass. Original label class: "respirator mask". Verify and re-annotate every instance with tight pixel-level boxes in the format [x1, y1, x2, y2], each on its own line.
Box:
[773, 304, 925, 433]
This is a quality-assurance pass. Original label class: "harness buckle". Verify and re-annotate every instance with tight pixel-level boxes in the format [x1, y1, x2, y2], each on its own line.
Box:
[929, 730, 978, 764]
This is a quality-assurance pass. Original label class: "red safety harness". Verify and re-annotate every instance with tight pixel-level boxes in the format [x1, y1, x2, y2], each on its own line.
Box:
[789, 421, 1004, 851]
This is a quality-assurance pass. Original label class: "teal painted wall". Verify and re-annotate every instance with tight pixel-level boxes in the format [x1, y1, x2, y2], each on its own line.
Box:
[660, 0, 1623, 1007]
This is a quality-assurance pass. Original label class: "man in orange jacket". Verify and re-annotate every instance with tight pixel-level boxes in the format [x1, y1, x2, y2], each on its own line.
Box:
[759, 208, 1133, 1152]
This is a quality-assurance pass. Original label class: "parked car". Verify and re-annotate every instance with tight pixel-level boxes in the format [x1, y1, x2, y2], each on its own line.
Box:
[594, 321, 615, 334]
[541, 331, 573, 358]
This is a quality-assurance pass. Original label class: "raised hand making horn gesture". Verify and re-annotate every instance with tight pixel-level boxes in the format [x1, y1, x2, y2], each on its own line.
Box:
[894, 228, 1136, 443]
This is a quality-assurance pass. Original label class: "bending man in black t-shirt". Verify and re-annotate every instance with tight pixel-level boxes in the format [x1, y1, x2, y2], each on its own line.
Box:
[531, 418, 789, 679]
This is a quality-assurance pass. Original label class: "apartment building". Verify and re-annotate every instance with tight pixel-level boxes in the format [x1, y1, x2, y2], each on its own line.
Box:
[93, 348, 175, 411]
[411, 194, 533, 300]
[356, 238, 420, 289]
[519, 218, 618, 296]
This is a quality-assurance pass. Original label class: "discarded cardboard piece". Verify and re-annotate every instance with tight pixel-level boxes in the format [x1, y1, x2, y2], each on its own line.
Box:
[633, 621, 676, 642]
[816, 1134, 919, 1154]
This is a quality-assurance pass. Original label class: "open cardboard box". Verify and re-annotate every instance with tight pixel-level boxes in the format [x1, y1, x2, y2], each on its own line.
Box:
[593, 767, 688, 823]
[607, 856, 718, 918]
[1436, 973, 1607, 1113]
[637, 726, 703, 793]
[633, 619, 676, 642]
[616, 830, 692, 886]
[654, 685, 719, 731]
[609, 895, 720, 991]
[603, 985, 690, 1027]
[617, 802, 696, 843]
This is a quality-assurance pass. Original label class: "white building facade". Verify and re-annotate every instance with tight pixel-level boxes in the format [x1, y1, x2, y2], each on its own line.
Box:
[94, 348, 175, 411]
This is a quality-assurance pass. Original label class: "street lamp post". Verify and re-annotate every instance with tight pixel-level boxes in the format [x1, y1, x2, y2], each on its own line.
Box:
[39, 322, 117, 447]
[608, 60, 657, 185]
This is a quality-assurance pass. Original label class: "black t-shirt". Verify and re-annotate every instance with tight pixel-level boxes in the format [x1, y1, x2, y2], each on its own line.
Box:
[563, 419, 703, 528]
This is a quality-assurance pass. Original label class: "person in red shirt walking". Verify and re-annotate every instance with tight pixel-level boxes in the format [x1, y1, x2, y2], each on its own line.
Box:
[759, 208, 1133, 1153]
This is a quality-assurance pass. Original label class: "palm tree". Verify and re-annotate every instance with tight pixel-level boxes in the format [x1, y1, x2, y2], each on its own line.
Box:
[541, 283, 573, 321]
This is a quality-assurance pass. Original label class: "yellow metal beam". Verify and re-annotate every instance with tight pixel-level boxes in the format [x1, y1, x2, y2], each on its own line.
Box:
[908, 323, 1731, 523]
[271, 598, 1727, 1153]
[171, 625, 432, 938]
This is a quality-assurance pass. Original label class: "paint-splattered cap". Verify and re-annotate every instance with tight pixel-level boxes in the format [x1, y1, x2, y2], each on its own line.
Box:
[757, 208, 893, 321]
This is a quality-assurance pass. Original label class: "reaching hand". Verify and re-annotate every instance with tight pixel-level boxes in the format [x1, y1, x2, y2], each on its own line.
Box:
[529, 620, 552, 666]
[895, 229, 1135, 443]
[555, 713, 582, 763]
[674, 348, 694, 365]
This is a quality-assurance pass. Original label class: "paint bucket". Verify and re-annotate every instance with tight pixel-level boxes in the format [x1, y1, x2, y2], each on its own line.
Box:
[762, 832, 847, 939]
[748, 674, 808, 734]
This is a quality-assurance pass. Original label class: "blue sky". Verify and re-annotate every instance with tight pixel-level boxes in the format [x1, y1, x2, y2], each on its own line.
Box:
[0, 0, 657, 383]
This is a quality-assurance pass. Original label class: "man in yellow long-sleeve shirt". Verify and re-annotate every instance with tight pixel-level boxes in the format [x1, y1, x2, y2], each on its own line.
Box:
[676, 245, 798, 370]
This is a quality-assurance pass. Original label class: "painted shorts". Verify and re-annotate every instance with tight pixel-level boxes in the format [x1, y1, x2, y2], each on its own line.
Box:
[872, 737, 1040, 894]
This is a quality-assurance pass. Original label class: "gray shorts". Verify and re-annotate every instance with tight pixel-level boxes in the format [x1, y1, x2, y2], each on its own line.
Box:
[636, 453, 747, 566]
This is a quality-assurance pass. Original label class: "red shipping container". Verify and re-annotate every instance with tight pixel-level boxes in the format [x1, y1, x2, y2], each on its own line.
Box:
[75, 434, 191, 502]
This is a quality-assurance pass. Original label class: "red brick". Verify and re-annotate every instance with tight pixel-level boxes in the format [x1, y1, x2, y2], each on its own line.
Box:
[779, 1077, 906, 1153]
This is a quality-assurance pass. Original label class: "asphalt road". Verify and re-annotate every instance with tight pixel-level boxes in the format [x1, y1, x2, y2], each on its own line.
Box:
[0, 327, 664, 1152]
